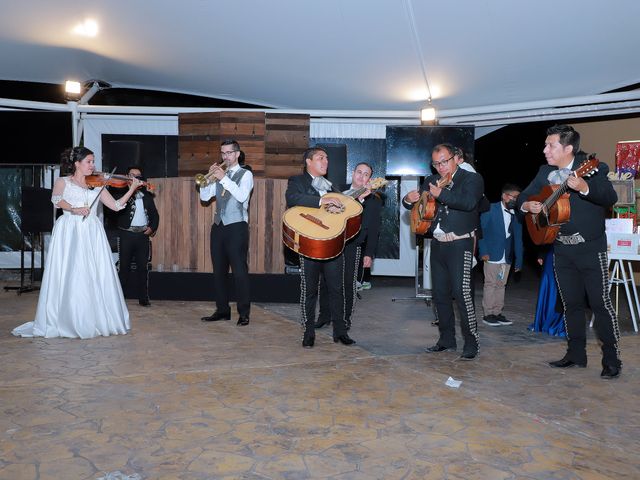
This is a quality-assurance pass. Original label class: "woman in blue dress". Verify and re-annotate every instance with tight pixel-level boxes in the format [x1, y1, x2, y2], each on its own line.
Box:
[530, 246, 566, 337]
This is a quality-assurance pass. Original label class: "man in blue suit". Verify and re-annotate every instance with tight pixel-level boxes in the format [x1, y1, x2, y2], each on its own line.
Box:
[478, 183, 523, 326]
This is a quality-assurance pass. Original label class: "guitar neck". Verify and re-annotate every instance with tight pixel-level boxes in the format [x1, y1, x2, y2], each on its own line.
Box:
[348, 186, 367, 199]
[544, 175, 572, 208]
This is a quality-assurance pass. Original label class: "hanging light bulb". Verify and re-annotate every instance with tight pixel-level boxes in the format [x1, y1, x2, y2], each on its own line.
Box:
[421, 98, 436, 123]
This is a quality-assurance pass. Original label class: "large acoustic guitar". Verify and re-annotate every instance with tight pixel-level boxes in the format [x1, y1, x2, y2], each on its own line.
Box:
[525, 156, 599, 245]
[282, 178, 388, 260]
[410, 173, 452, 234]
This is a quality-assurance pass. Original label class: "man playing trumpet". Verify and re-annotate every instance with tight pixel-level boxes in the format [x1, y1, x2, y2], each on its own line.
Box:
[199, 139, 254, 326]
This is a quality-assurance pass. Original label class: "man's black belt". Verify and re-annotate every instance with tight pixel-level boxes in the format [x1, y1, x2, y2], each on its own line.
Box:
[120, 226, 147, 233]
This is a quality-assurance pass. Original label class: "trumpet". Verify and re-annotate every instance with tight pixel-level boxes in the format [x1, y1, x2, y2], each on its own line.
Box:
[194, 162, 228, 187]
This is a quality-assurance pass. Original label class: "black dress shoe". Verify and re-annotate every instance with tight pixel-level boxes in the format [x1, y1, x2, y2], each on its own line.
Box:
[601, 365, 621, 379]
[333, 334, 356, 345]
[459, 352, 477, 361]
[139, 299, 151, 307]
[237, 315, 250, 326]
[548, 358, 587, 368]
[201, 311, 231, 322]
[425, 344, 456, 353]
[302, 335, 315, 348]
[315, 318, 331, 329]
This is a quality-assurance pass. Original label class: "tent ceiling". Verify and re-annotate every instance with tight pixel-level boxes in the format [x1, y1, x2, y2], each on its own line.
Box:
[1, 0, 639, 116]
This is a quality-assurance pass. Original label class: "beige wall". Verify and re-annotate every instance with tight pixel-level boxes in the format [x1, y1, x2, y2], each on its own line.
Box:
[569, 117, 640, 171]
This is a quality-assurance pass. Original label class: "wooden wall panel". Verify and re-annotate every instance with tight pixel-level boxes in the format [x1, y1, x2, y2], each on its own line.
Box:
[178, 111, 309, 179]
[265, 113, 309, 178]
[179, 111, 267, 177]
[150, 177, 288, 274]
[178, 112, 222, 177]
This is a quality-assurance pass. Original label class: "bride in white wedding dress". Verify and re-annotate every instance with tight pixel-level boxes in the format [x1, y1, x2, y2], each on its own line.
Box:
[12, 147, 143, 339]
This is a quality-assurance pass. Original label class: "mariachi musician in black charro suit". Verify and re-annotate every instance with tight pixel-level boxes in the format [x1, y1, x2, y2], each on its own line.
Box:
[113, 165, 159, 306]
[317, 162, 383, 331]
[285, 146, 356, 348]
[403, 143, 484, 360]
[518, 124, 621, 379]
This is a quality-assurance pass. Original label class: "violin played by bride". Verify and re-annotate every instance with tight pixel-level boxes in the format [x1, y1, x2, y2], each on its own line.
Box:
[86, 171, 155, 191]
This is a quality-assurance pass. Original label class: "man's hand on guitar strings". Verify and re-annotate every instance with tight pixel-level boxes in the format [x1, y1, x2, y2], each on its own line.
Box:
[357, 189, 372, 202]
[405, 190, 420, 203]
[320, 196, 344, 209]
[428, 182, 442, 198]
[522, 201, 543, 214]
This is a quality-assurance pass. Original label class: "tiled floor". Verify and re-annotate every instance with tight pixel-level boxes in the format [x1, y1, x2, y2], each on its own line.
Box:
[0, 272, 638, 479]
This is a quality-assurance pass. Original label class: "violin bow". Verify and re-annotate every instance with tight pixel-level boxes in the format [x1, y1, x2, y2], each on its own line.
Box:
[82, 167, 117, 222]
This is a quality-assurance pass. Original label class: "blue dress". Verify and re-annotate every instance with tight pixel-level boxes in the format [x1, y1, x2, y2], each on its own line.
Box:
[529, 248, 566, 337]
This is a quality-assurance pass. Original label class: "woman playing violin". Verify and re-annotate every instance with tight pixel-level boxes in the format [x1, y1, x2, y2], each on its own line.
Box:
[12, 146, 142, 339]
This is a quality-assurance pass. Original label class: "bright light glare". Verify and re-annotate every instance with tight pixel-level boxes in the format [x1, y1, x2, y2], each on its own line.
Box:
[421, 107, 436, 122]
[65, 81, 82, 94]
[72, 19, 99, 37]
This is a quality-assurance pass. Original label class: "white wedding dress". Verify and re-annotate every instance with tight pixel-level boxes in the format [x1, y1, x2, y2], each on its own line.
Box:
[12, 177, 130, 339]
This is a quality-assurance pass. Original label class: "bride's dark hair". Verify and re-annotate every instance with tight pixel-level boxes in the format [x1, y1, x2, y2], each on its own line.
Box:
[60, 146, 94, 175]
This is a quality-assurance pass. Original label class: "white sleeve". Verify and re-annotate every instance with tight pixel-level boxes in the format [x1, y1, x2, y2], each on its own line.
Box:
[199, 183, 216, 201]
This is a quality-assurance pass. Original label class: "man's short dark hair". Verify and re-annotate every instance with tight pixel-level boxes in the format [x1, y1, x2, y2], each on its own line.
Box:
[221, 139, 241, 151]
[127, 165, 143, 175]
[502, 183, 521, 194]
[547, 124, 580, 154]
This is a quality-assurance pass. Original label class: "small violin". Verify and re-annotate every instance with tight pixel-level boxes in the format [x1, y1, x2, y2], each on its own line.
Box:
[85, 172, 155, 191]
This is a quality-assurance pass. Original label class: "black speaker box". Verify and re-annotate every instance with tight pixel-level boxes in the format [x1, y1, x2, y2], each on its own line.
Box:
[21, 187, 54, 233]
[317, 143, 347, 189]
[102, 135, 178, 178]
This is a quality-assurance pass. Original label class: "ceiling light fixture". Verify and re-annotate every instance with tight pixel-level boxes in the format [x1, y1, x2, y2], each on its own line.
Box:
[72, 19, 99, 37]
[421, 98, 437, 123]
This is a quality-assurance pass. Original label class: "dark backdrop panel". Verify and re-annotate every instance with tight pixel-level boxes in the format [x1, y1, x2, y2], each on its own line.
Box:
[316, 143, 347, 188]
[102, 134, 178, 178]
[311, 137, 398, 260]
[386, 126, 475, 176]
[0, 111, 72, 165]
[21, 187, 53, 233]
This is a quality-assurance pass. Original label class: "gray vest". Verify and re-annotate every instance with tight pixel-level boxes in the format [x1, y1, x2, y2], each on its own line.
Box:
[214, 168, 248, 225]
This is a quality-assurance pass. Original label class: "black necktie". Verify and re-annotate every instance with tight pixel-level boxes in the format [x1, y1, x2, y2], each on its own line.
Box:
[504, 209, 514, 235]
[505, 209, 515, 263]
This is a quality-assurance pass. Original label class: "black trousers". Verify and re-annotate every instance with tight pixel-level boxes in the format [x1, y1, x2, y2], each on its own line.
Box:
[118, 230, 151, 302]
[319, 242, 361, 328]
[300, 254, 347, 338]
[210, 221, 250, 316]
[431, 237, 478, 354]
[554, 236, 621, 368]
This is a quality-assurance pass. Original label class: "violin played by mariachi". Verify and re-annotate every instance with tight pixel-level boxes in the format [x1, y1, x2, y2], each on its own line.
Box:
[85, 171, 155, 191]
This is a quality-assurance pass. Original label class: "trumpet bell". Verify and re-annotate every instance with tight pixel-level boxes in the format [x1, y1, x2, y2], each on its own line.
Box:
[194, 173, 208, 187]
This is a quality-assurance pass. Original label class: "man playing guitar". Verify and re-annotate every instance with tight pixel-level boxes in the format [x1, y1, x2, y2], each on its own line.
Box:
[285, 147, 356, 348]
[403, 143, 484, 360]
[518, 124, 621, 379]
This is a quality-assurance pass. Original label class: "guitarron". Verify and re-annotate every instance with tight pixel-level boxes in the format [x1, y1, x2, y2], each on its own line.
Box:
[282, 178, 388, 260]
[410, 173, 452, 234]
[525, 155, 599, 245]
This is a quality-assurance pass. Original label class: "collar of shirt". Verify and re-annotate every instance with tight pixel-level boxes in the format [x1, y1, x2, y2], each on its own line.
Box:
[560, 158, 575, 171]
